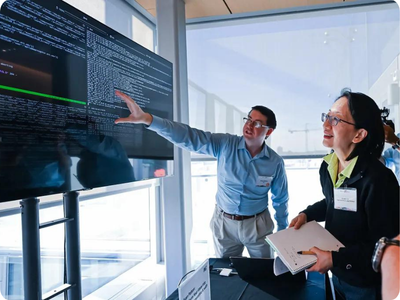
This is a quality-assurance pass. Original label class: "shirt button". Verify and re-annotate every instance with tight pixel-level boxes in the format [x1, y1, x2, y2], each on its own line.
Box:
[346, 264, 352, 270]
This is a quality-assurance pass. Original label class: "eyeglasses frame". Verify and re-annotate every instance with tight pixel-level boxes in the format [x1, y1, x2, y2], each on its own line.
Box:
[321, 112, 356, 127]
[243, 117, 269, 129]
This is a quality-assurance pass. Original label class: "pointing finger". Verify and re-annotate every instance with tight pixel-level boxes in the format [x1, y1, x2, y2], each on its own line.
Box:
[115, 117, 133, 124]
[115, 90, 134, 103]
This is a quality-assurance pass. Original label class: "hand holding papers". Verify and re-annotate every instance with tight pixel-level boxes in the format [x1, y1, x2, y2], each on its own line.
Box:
[297, 251, 316, 255]
[266, 221, 344, 275]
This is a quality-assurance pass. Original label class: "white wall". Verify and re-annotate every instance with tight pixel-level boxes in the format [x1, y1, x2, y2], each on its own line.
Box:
[63, 0, 153, 50]
[369, 55, 400, 132]
[63, 0, 107, 23]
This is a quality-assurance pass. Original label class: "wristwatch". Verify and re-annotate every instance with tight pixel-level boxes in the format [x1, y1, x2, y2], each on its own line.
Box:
[372, 237, 400, 272]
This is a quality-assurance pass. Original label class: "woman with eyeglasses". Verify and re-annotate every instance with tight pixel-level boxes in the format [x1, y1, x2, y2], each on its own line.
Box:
[289, 89, 399, 300]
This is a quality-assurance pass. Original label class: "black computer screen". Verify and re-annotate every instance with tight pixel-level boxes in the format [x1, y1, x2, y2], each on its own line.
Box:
[0, 0, 174, 202]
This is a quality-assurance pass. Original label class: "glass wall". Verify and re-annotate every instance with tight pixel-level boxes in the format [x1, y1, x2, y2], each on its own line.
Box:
[0, 0, 161, 299]
[187, 2, 400, 266]
[0, 188, 155, 299]
[187, 3, 400, 156]
[190, 158, 324, 263]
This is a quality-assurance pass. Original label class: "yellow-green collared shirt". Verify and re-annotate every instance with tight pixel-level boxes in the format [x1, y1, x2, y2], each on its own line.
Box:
[323, 153, 358, 188]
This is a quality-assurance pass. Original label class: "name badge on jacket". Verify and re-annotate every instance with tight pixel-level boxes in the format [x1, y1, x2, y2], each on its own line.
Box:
[256, 176, 273, 187]
[334, 188, 357, 212]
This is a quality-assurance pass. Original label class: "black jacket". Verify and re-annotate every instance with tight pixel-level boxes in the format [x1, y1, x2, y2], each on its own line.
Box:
[302, 155, 399, 287]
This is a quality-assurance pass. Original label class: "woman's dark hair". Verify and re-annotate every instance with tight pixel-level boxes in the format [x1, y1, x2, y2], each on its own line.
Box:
[336, 88, 384, 160]
[250, 105, 277, 129]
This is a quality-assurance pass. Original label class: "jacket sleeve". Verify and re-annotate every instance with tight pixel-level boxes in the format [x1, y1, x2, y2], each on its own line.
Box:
[301, 199, 327, 222]
[331, 170, 400, 275]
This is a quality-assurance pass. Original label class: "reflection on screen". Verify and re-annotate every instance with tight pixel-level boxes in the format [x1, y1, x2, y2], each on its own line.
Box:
[0, 0, 173, 202]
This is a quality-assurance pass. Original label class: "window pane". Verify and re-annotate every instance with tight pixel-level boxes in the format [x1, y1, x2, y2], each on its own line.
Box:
[0, 204, 66, 300]
[188, 3, 398, 266]
[39, 205, 65, 298]
[63, 0, 106, 23]
[190, 161, 218, 264]
[0, 1, 157, 298]
[190, 159, 324, 265]
[0, 188, 153, 299]
[132, 16, 154, 51]
[80, 189, 151, 296]
[214, 100, 227, 133]
[187, 3, 399, 156]
[0, 214, 23, 299]
[188, 84, 207, 131]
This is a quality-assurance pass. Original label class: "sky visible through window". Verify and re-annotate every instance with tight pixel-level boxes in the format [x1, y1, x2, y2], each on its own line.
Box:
[187, 4, 399, 156]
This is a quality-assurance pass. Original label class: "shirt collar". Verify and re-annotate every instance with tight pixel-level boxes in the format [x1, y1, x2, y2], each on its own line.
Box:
[261, 143, 270, 158]
[239, 137, 270, 158]
[238, 137, 246, 150]
[323, 152, 359, 181]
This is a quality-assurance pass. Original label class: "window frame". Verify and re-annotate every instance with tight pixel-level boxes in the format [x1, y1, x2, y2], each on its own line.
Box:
[185, 0, 398, 268]
[0, 2, 163, 298]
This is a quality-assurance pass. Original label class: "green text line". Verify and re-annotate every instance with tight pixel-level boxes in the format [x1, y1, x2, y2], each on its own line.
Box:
[0, 85, 86, 105]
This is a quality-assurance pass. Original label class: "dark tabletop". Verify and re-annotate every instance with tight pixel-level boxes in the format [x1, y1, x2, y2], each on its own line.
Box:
[167, 258, 328, 300]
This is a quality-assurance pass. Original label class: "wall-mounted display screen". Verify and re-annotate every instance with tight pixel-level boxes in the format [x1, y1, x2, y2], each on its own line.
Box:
[0, 0, 174, 202]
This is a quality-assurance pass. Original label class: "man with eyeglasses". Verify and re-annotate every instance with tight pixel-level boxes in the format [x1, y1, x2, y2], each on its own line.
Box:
[114, 90, 288, 258]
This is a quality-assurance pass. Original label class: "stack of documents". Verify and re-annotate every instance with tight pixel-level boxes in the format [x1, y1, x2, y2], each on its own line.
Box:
[266, 221, 344, 275]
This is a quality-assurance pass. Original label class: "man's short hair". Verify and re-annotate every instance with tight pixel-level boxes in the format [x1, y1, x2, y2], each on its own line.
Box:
[250, 105, 277, 129]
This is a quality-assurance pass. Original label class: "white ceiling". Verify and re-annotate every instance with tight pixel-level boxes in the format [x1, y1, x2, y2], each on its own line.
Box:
[135, 0, 358, 19]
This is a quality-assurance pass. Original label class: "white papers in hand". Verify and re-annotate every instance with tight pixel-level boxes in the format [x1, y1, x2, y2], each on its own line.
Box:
[266, 221, 344, 275]
[273, 256, 290, 276]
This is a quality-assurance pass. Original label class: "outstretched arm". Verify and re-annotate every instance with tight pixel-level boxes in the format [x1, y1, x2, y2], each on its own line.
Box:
[114, 91, 153, 125]
[114, 90, 223, 157]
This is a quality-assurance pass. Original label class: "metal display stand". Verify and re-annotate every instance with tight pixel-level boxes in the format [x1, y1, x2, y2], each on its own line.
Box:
[20, 191, 82, 300]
